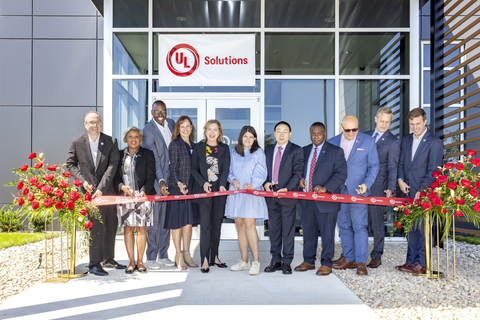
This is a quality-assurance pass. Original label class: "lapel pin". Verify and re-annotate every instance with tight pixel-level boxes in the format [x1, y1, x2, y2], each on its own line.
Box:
[423, 139, 426, 142]
[101, 142, 104, 145]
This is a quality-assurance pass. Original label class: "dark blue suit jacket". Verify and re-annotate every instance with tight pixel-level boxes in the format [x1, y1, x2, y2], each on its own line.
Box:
[364, 130, 400, 196]
[300, 142, 347, 213]
[398, 130, 443, 197]
[328, 132, 379, 197]
[264, 142, 304, 205]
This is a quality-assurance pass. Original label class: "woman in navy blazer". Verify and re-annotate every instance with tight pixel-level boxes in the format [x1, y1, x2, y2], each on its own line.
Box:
[191, 120, 230, 273]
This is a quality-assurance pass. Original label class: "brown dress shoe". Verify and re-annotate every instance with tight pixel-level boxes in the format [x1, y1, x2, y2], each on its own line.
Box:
[316, 265, 332, 276]
[367, 258, 382, 268]
[332, 254, 345, 266]
[411, 263, 426, 274]
[356, 262, 368, 275]
[332, 259, 357, 270]
[395, 262, 412, 271]
[294, 262, 315, 272]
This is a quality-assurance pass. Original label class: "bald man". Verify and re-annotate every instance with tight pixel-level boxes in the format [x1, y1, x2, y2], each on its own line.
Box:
[328, 115, 379, 275]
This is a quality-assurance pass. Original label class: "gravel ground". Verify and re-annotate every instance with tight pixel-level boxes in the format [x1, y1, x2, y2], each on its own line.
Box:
[0, 233, 88, 304]
[330, 240, 480, 320]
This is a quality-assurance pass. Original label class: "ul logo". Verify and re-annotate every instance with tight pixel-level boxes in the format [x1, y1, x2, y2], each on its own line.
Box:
[331, 195, 337, 200]
[312, 194, 318, 199]
[351, 196, 357, 202]
[293, 193, 298, 197]
[115, 197, 121, 203]
[390, 199, 396, 205]
[166, 44, 200, 77]
[370, 198, 376, 203]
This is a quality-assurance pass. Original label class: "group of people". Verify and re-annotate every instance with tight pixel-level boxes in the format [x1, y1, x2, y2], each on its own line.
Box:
[66, 101, 442, 277]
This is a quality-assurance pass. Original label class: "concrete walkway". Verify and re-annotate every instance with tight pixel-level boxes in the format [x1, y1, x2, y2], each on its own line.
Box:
[0, 239, 379, 320]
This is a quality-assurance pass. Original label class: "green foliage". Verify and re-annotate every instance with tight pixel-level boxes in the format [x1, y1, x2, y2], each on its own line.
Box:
[455, 234, 480, 245]
[0, 232, 60, 249]
[28, 213, 50, 233]
[0, 206, 26, 233]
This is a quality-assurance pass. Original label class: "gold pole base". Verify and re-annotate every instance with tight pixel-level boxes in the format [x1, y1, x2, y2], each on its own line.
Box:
[56, 269, 88, 279]
[413, 270, 445, 279]
[44, 277, 70, 283]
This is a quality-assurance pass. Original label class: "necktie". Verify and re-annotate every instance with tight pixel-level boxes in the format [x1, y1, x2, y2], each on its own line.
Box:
[373, 132, 379, 143]
[308, 147, 318, 192]
[272, 146, 283, 184]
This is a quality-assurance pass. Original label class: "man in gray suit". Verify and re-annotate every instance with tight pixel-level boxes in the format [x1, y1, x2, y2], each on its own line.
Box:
[364, 107, 400, 268]
[142, 100, 176, 269]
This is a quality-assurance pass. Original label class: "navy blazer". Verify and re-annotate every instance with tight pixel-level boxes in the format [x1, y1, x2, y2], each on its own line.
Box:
[300, 142, 347, 213]
[398, 130, 443, 197]
[264, 142, 304, 205]
[114, 146, 156, 196]
[364, 129, 401, 196]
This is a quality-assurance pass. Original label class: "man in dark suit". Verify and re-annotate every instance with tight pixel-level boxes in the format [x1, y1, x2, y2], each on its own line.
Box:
[364, 107, 400, 268]
[329, 115, 379, 276]
[142, 100, 176, 269]
[66, 111, 123, 276]
[263, 121, 304, 275]
[294, 122, 347, 276]
[395, 107, 443, 275]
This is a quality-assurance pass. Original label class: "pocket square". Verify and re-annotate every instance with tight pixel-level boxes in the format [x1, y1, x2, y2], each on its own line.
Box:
[357, 148, 365, 150]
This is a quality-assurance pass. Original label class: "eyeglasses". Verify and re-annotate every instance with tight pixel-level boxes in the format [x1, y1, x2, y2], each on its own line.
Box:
[153, 110, 167, 116]
[86, 121, 101, 127]
[343, 128, 358, 133]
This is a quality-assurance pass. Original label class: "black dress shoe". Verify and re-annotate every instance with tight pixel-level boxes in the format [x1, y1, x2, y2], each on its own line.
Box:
[264, 262, 282, 273]
[213, 262, 227, 268]
[103, 259, 127, 269]
[89, 264, 109, 276]
[125, 266, 136, 274]
[282, 263, 292, 275]
[201, 267, 210, 273]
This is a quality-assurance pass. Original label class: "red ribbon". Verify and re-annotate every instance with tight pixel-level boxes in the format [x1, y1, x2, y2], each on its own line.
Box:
[92, 189, 406, 207]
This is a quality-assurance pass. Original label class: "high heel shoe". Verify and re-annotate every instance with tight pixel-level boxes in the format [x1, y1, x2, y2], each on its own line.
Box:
[182, 251, 198, 267]
[175, 252, 187, 270]
[201, 267, 210, 273]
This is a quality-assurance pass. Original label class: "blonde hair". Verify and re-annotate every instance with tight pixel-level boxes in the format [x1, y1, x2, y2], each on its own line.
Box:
[203, 119, 223, 144]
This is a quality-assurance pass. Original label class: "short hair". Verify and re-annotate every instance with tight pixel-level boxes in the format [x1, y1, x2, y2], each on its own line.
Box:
[171, 116, 196, 142]
[203, 119, 224, 144]
[152, 100, 166, 109]
[274, 121, 291, 132]
[408, 107, 427, 121]
[84, 111, 101, 123]
[122, 126, 143, 143]
[310, 122, 326, 130]
[376, 107, 393, 117]
[235, 126, 260, 156]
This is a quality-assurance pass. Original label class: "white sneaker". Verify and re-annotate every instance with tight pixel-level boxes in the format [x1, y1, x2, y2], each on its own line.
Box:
[145, 260, 160, 270]
[158, 258, 175, 267]
[230, 259, 250, 271]
[249, 261, 260, 275]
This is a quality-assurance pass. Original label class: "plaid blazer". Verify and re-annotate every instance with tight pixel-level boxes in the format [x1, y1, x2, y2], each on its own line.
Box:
[168, 138, 194, 188]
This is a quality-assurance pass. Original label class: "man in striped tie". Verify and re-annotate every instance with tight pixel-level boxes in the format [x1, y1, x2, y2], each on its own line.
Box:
[294, 122, 347, 275]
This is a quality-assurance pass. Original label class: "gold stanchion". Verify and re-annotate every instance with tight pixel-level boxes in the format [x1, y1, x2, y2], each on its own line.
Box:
[414, 213, 444, 279]
[44, 214, 68, 283]
[57, 224, 87, 279]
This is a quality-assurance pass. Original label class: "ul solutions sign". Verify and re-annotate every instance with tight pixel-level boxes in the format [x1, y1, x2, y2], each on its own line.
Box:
[158, 34, 255, 87]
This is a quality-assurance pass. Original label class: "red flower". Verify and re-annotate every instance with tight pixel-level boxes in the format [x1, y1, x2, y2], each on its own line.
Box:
[430, 181, 440, 189]
[432, 197, 443, 207]
[80, 209, 88, 216]
[443, 208, 448, 213]
[28, 152, 37, 159]
[476, 181, 480, 188]
[54, 201, 64, 210]
[419, 191, 427, 198]
[438, 175, 448, 183]
[84, 221, 93, 230]
[422, 201, 432, 210]
[427, 191, 436, 200]
[34, 162, 43, 169]
[44, 174, 54, 181]
[17, 198, 25, 206]
[453, 210, 463, 217]
[69, 191, 79, 201]
[394, 222, 402, 229]
[27, 192, 34, 201]
[470, 188, 478, 197]
[36, 182, 44, 189]
[20, 164, 28, 171]
[22, 188, 29, 196]
[16, 181, 24, 190]
[444, 163, 454, 169]
[41, 185, 53, 194]
[474, 202, 480, 212]
[28, 177, 38, 186]
[404, 209, 411, 216]
[63, 172, 72, 178]
[461, 179, 471, 188]
[448, 182, 458, 190]
[456, 163, 465, 171]
[471, 158, 480, 166]
[66, 200, 75, 210]
[467, 149, 477, 156]
[73, 179, 82, 187]
[54, 189, 64, 198]
[47, 165, 58, 171]
[31, 200, 39, 209]
[84, 193, 92, 201]
[58, 180, 68, 188]
[456, 198, 465, 205]
[432, 171, 441, 178]
[43, 197, 53, 207]
[407, 198, 414, 204]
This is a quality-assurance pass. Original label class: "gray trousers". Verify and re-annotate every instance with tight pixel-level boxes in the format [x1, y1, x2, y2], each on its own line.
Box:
[146, 201, 170, 260]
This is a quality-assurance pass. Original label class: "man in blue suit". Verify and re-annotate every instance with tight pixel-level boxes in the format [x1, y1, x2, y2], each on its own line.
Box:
[294, 122, 347, 275]
[364, 107, 400, 268]
[263, 121, 304, 275]
[142, 100, 176, 269]
[395, 107, 443, 275]
[329, 115, 379, 275]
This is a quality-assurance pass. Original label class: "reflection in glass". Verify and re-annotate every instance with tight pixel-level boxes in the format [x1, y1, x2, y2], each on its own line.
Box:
[113, 0, 148, 28]
[423, 70, 461, 105]
[339, 33, 409, 75]
[265, 33, 334, 75]
[340, 0, 409, 28]
[265, 0, 335, 28]
[154, 79, 261, 93]
[423, 44, 461, 69]
[113, 33, 148, 75]
[215, 108, 250, 149]
[113, 80, 148, 150]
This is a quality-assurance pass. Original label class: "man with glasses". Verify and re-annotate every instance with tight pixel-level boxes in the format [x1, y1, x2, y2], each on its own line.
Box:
[67, 111, 123, 276]
[328, 115, 379, 275]
[142, 100, 176, 269]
